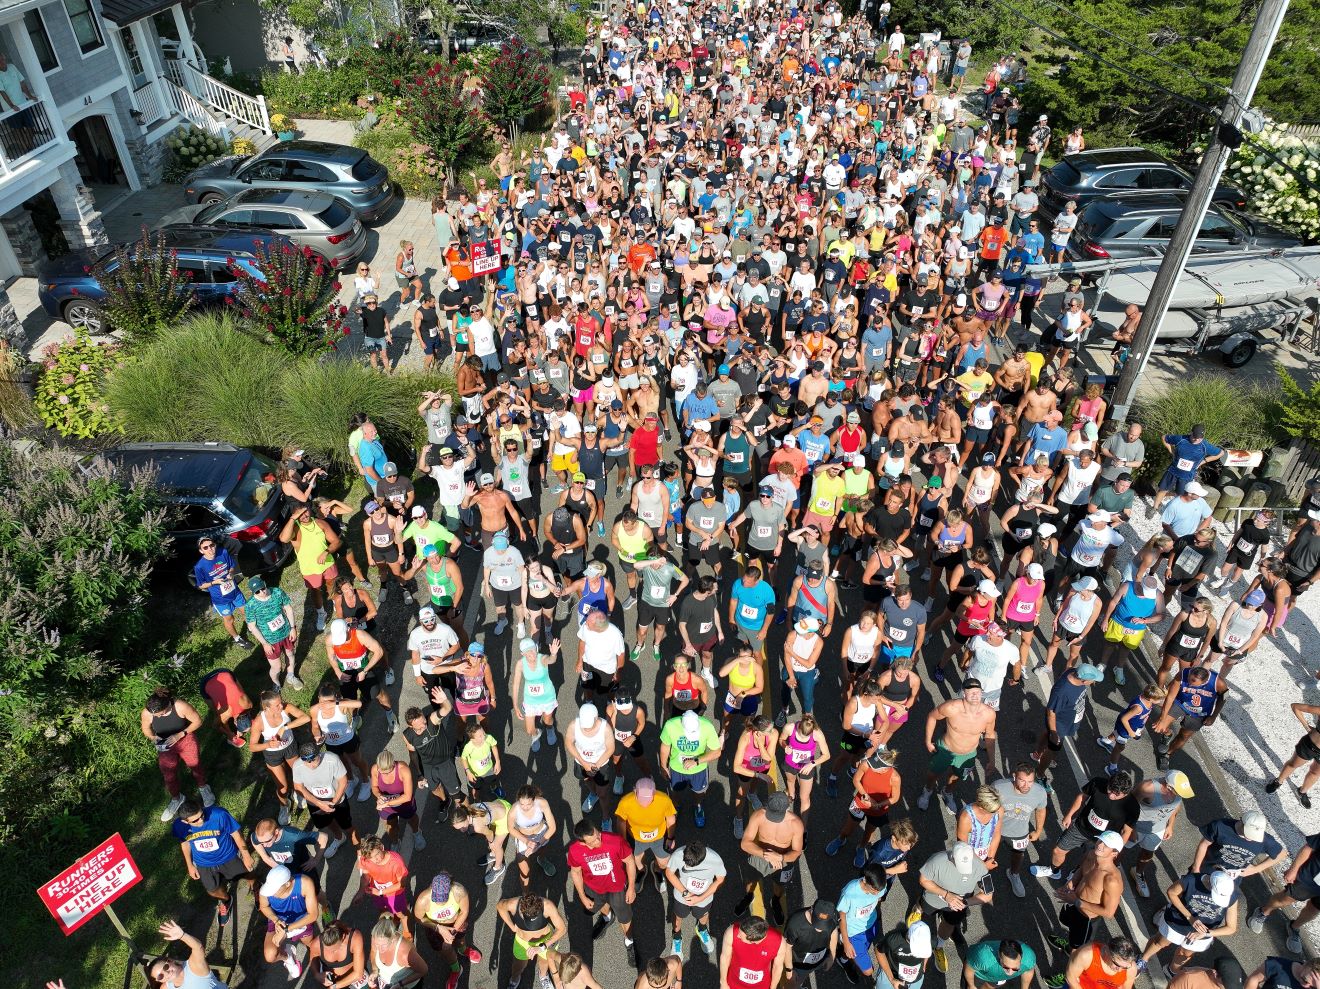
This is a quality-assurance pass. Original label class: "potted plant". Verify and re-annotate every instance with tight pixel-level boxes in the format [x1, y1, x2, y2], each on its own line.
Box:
[271, 113, 295, 141]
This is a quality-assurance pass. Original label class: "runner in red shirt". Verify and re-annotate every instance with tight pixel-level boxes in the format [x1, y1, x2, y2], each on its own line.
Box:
[353, 835, 409, 914]
[629, 413, 662, 472]
[977, 217, 1010, 278]
[567, 819, 637, 962]
[200, 668, 253, 748]
[720, 917, 788, 989]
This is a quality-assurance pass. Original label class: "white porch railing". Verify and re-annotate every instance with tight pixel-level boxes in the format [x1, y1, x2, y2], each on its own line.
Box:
[132, 80, 166, 126]
[183, 63, 271, 135]
[161, 77, 228, 139]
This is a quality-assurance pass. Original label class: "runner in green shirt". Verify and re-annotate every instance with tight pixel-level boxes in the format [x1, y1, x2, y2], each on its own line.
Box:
[244, 577, 300, 689]
[658, 710, 722, 827]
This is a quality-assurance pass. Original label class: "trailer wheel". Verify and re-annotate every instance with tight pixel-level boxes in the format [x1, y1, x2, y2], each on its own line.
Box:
[1223, 338, 1257, 369]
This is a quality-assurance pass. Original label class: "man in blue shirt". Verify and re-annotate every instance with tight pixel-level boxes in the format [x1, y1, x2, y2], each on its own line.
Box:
[680, 384, 720, 436]
[172, 797, 254, 924]
[862, 321, 893, 372]
[193, 539, 249, 647]
[964, 938, 1037, 989]
[1154, 424, 1224, 510]
[1022, 410, 1068, 465]
[837, 866, 888, 978]
[729, 567, 776, 652]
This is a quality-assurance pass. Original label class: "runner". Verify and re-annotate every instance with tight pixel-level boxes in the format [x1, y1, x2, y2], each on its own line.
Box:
[292, 741, 357, 857]
[919, 679, 999, 815]
[171, 796, 253, 925]
[192, 537, 249, 648]
[719, 917, 789, 989]
[784, 899, 841, 989]
[567, 817, 639, 966]
[665, 839, 725, 959]
[413, 871, 483, 989]
[256, 865, 319, 978]
[244, 576, 301, 689]
[736, 791, 806, 926]
[141, 687, 212, 821]
[917, 841, 991, 972]
[659, 709, 722, 828]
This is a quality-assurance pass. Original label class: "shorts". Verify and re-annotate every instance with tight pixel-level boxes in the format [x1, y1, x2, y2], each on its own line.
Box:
[302, 564, 339, 590]
[512, 932, 555, 961]
[1288, 879, 1320, 901]
[213, 592, 247, 617]
[326, 733, 362, 756]
[847, 928, 879, 972]
[672, 894, 714, 919]
[1157, 915, 1214, 952]
[196, 856, 249, 892]
[686, 539, 721, 567]
[581, 667, 618, 695]
[371, 543, 400, 565]
[309, 799, 354, 831]
[692, 636, 719, 655]
[743, 854, 798, 885]
[1297, 734, 1320, 762]
[1055, 824, 1092, 852]
[839, 729, 871, 754]
[1172, 710, 1209, 733]
[259, 632, 293, 658]
[574, 761, 614, 786]
[724, 693, 761, 716]
[879, 702, 910, 725]
[965, 425, 991, 444]
[801, 510, 836, 533]
[848, 799, 891, 823]
[362, 335, 388, 352]
[263, 744, 297, 768]
[1158, 470, 1192, 495]
[930, 738, 978, 775]
[1128, 829, 1164, 853]
[747, 545, 777, 567]
[633, 837, 670, 863]
[1053, 625, 1084, 645]
[1103, 619, 1146, 651]
[668, 765, 709, 793]
[584, 887, 633, 926]
[372, 890, 409, 915]
[637, 600, 669, 628]
[489, 587, 520, 609]
[1005, 617, 1037, 634]
[551, 452, 578, 473]
[421, 336, 440, 356]
[479, 351, 502, 373]
[736, 624, 766, 652]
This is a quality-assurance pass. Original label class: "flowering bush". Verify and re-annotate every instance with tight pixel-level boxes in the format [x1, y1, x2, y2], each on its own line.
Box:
[400, 61, 488, 182]
[269, 113, 290, 131]
[93, 229, 195, 345]
[231, 136, 258, 157]
[1224, 122, 1320, 241]
[479, 36, 552, 139]
[225, 241, 349, 356]
[350, 30, 433, 99]
[34, 330, 121, 438]
[163, 125, 232, 182]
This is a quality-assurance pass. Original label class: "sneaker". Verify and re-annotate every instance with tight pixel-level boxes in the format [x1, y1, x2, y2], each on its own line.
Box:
[325, 837, 343, 859]
[582, 792, 598, 813]
[434, 802, 450, 823]
[379, 585, 390, 603]
[1104, 763, 1119, 776]
[749, 794, 763, 812]
[160, 794, 185, 822]
[531, 731, 543, 754]
[1008, 872, 1025, 898]
[906, 909, 923, 928]
[384, 668, 396, 686]
[278, 803, 291, 826]
[516, 623, 526, 639]
[1210, 576, 1227, 590]
[467, 946, 483, 963]
[672, 936, 684, 960]
[1031, 865, 1061, 880]
[596, 521, 606, 538]
[1113, 667, 1127, 686]
[698, 927, 715, 955]
[942, 791, 958, 815]
[616, 484, 624, 498]
[591, 914, 614, 940]
[917, 789, 932, 811]
[315, 610, 326, 631]
[386, 714, 398, 734]
[701, 667, 717, 689]
[1266, 780, 1282, 794]
[1045, 976, 1067, 988]
[1129, 866, 1150, 898]
[546, 727, 558, 746]
[1247, 909, 1266, 934]
[826, 837, 844, 856]
[485, 864, 508, 885]
[230, 636, 249, 649]
[403, 590, 414, 605]
[612, 774, 625, 796]
[842, 962, 861, 985]
[626, 940, 639, 969]
[356, 781, 372, 801]
[199, 785, 216, 807]
[653, 646, 662, 661]
[695, 804, 706, 828]
[933, 947, 948, 974]
[734, 818, 746, 839]
[285, 674, 304, 690]
[1048, 934, 1071, 950]
[1288, 929, 1304, 954]
[494, 618, 509, 636]
[602, 819, 613, 833]
[1096, 735, 1115, 752]
[539, 856, 556, 876]
[932, 666, 945, 684]
[630, 645, 644, 661]
[623, 596, 636, 610]
[774, 709, 788, 730]
[414, 831, 428, 851]
[446, 972, 461, 989]
[826, 774, 839, 798]
[854, 845, 868, 869]
[1301, 789, 1314, 810]
[1155, 753, 1171, 771]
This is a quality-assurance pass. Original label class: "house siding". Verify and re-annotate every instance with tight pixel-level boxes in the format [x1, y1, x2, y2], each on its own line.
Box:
[40, 0, 121, 106]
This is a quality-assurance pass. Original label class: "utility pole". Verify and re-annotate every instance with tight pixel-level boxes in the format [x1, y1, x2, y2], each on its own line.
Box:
[1109, 0, 1290, 421]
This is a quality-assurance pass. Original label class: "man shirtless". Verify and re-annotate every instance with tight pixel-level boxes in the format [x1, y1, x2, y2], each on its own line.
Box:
[933, 397, 964, 456]
[950, 310, 989, 348]
[1050, 833, 1125, 950]
[462, 472, 529, 548]
[1017, 380, 1058, 431]
[888, 409, 930, 463]
[995, 350, 1032, 406]
[736, 792, 806, 924]
[636, 955, 683, 989]
[918, 679, 998, 814]
[1111, 305, 1140, 363]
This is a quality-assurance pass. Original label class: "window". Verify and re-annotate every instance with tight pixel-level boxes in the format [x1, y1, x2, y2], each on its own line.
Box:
[118, 27, 143, 84]
[242, 159, 286, 182]
[1147, 216, 1180, 239]
[1199, 214, 1241, 241]
[215, 208, 256, 227]
[176, 504, 224, 533]
[254, 209, 304, 229]
[62, 0, 104, 54]
[1134, 167, 1185, 191]
[1094, 168, 1143, 190]
[175, 260, 209, 283]
[25, 10, 57, 72]
[284, 158, 334, 182]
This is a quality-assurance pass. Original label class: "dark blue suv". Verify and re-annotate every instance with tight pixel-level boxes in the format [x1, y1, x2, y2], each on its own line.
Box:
[37, 227, 289, 334]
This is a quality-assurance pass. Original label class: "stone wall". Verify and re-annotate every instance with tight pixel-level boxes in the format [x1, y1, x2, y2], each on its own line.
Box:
[1, 207, 49, 277]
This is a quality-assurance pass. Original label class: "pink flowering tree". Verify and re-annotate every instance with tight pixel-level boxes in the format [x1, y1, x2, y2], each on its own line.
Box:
[225, 242, 348, 357]
[479, 36, 552, 141]
[93, 229, 195, 345]
[400, 61, 488, 185]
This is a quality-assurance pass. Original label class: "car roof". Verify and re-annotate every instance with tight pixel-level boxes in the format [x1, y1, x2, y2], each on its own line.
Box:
[231, 189, 335, 211]
[154, 225, 288, 254]
[263, 141, 364, 164]
[1085, 191, 1194, 216]
[101, 443, 250, 499]
[1062, 147, 1174, 170]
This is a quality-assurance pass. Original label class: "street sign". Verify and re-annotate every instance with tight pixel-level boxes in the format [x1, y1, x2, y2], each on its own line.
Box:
[470, 239, 502, 276]
[37, 833, 142, 935]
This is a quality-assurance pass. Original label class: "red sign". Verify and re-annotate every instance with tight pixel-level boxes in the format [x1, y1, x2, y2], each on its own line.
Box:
[470, 239, 502, 276]
[37, 833, 142, 935]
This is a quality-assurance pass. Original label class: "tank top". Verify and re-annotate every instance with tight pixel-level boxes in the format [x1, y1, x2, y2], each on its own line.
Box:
[966, 469, 995, 506]
[881, 670, 913, 705]
[936, 522, 969, 556]
[1005, 578, 1045, 622]
[333, 629, 369, 672]
[956, 596, 995, 636]
[317, 704, 356, 746]
[514, 800, 547, 836]
[789, 633, 819, 670]
[377, 763, 407, 804]
[426, 889, 462, 925]
[576, 576, 610, 624]
[565, 488, 595, 523]
[455, 662, 489, 705]
[963, 806, 1001, 858]
[513, 902, 548, 933]
[267, 879, 309, 928]
[294, 520, 333, 576]
[573, 721, 610, 764]
[847, 624, 881, 665]
[915, 492, 943, 530]
[783, 726, 819, 769]
[612, 705, 640, 740]
[635, 482, 666, 527]
[616, 523, 649, 561]
[1059, 592, 1099, 635]
[1169, 613, 1212, 657]
[424, 563, 456, 607]
[150, 704, 190, 743]
[1015, 472, 1047, 504]
[578, 440, 606, 482]
[1112, 582, 1156, 630]
[849, 698, 879, 733]
[882, 451, 905, 479]
[728, 660, 758, 695]
[741, 732, 772, 772]
[728, 926, 784, 989]
[520, 655, 555, 707]
[368, 516, 394, 549]
[261, 709, 294, 753]
[725, 431, 753, 473]
[1123, 697, 1153, 734]
[374, 939, 409, 984]
[958, 339, 988, 372]
[970, 401, 997, 430]
[1220, 606, 1261, 650]
[1006, 506, 1039, 544]
[315, 941, 366, 989]
[1176, 669, 1220, 717]
[526, 566, 556, 603]
[795, 577, 830, 623]
[671, 670, 700, 709]
[1078, 947, 1128, 989]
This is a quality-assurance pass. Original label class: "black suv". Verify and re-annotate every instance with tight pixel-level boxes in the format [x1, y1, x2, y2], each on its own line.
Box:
[1040, 147, 1247, 218]
[98, 443, 291, 571]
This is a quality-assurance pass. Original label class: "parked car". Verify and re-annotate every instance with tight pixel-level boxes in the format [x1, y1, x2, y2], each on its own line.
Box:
[1039, 147, 1248, 218]
[37, 226, 288, 333]
[97, 442, 291, 572]
[420, 23, 508, 54]
[182, 141, 396, 223]
[1066, 193, 1301, 261]
[157, 188, 367, 270]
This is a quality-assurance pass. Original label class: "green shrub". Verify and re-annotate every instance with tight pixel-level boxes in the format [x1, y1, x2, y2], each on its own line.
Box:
[1275, 363, 1320, 444]
[94, 229, 195, 345]
[1132, 374, 1285, 482]
[259, 65, 369, 118]
[226, 241, 349, 356]
[0, 341, 36, 432]
[346, 29, 435, 99]
[355, 121, 446, 198]
[162, 125, 232, 182]
[34, 330, 121, 438]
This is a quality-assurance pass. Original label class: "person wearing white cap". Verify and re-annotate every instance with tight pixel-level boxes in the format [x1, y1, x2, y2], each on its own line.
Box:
[1097, 573, 1166, 687]
[1141, 869, 1240, 974]
[1041, 574, 1102, 674]
[916, 841, 990, 972]
[1046, 831, 1124, 954]
[932, 577, 999, 684]
[1055, 510, 1124, 603]
[1127, 770, 1194, 897]
[877, 917, 933, 989]
[324, 617, 393, 732]
[567, 702, 617, 818]
[257, 863, 319, 977]
[510, 637, 560, 752]
[1002, 563, 1048, 681]
[1160, 482, 1214, 540]
[659, 709, 723, 828]
[963, 623, 1019, 712]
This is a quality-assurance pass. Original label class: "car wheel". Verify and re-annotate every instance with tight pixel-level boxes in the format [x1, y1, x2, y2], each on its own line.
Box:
[63, 300, 106, 334]
[1223, 338, 1257, 368]
[199, 192, 224, 205]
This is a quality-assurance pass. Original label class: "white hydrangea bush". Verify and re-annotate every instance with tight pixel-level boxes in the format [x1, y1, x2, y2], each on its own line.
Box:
[1223, 122, 1320, 241]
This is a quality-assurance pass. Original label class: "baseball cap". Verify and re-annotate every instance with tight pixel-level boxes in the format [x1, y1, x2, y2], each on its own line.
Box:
[907, 921, 933, 959]
[411, 505, 427, 518]
[248, 576, 268, 592]
[1038, 522, 1058, 538]
[584, 422, 599, 432]
[977, 579, 1001, 597]
[329, 618, 349, 645]
[681, 710, 702, 741]
[759, 485, 775, 496]
[1242, 811, 1267, 841]
[519, 637, 537, 652]
[926, 476, 943, 489]
[852, 453, 866, 467]
[1245, 588, 1267, 606]
[478, 472, 495, 485]
[364, 499, 382, 514]
[467, 641, 485, 655]
[701, 486, 717, 499]
[718, 363, 731, 375]
[419, 606, 438, 622]
[694, 420, 712, 432]
[765, 792, 791, 822]
[1209, 870, 1236, 906]
[1166, 769, 1195, 799]
[1190, 423, 1206, 439]
[783, 434, 798, 447]
[1088, 510, 1113, 524]
[635, 777, 656, 802]
[1184, 481, 1208, 497]
[1075, 663, 1104, 682]
[847, 411, 861, 423]
[951, 841, 976, 874]
[423, 543, 440, 558]
[382, 461, 397, 476]
[1097, 831, 1124, 851]
[260, 865, 293, 897]
[1027, 563, 1045, 580]
[1073, 575, 1099, 591]
[571, 471, 587, 482]
[578, 703, 598, 728]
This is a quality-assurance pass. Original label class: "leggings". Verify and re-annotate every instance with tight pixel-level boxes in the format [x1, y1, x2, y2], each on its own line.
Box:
[781, 666, 820, 714]
[158, 733, 206, 797]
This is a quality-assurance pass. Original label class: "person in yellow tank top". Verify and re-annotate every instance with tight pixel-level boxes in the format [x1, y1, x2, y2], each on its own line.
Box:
[610, 510, 655, 609]
[801, 462, 847, 545]
[413, 871, 482, 975]
[280, 505, 342, 630]
[718, 646, 766, 731]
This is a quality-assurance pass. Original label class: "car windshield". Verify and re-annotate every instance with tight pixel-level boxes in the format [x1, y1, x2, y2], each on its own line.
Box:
[222, 453, 278, 517]
[194, 202, 229, 224]
[317, 200, 353, 227]
[1051, 161, 1081, 185]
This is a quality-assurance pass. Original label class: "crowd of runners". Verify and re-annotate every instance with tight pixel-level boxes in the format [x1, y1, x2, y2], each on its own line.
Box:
[121, 2, 1320, 989]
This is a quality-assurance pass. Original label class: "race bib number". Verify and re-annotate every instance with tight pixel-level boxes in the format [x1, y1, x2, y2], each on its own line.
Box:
[1062, 609, 1086, 633]
[698, 621, 713, 634]
[493, 572, 516, 590]
[272, 850, 293, 863]
[729, 451, 745, 464]
[218, 578, 236, 595]
[898, 964, 922, 982]
[527, 683, 546, 697]
[688, 876, 711, 894]
[1086, 809, 1108, 831]
[339, 656, 363, 671]
[1236, 538, 1257, 554]
[698, 516, 715, 531]
[889, 627, 907, 641]
[740, 603, 759, 621]
[1176, 458, 1194, 471]
[1014, 526, 1032, 540]
[267, 617, 287, 634]
[801, 949, 827, 965]
[586, 479, 597, 491]
[587, 857, 614, 877]
[1179, 634, 1200, 649]
[788, 747, 810, 765]
[1013, 598, 1035, 617]
[739, 969, 765, 984]
[756, 525, 773, 539]
[462, 686, 483, 700]
[639, 827, 660, 841]
[1011, 837, 1029, 851]
[648, 583, 668, 603]
[193, 837, 220, 853]
[311, 785, 334, 799]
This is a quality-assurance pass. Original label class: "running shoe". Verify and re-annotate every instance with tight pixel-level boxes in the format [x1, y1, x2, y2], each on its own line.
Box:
[1008, 872, 1026, 899]
[774, 608, 788, 626]
[1266, 780, 1281, 793]
[1096, 735, 1115, 752]
[285, 674, 304, 690]
[1247, 909, 1266, 933]
[198, 785, 216, 807]
[1104, 763, 1119, 776]
[485, 864, 508, 886]
[531, 730, 542, 754]
[698, 927, 715, 955]
[942, 791, 958, 815]
[591, 914, 614, 940]
[774, 709, 789, 730]
[217, 900, 232, 927]
[315, 609, 326, 631]
[414, 832, 427, 851]
[384, 668, 396, 686]
[1045, 976, 1067, 988]
[1113, 667, 1127, 686]
[582, 792, 598, 813]
[445, 972, 460, 989]
[325, 838, 343, 859]
[467, 947, 483, 963]
[494, 618, 509, 636]
[160, 795, 185, 823]
[1129, 866, 1149, 898]
[630, 645, 644, 661]
[356, 780, 372, 801]
[854, 845, 868, 869]
[602, 819, 613, 833]
[623, 596, 636, 610]
[1048, 935, 1070, 949]
[932, 666, 945, 684]
[228, 734, 246, 748]
[826, 774, 839, 798]
[917, 789, 932, 811]
[613, 774, 625, 796]
[702, 668, 717, 689]
[539, 857, 556, 876]
[826, 837, 844, 856]
[672, 936, 684, 960]
[1030, 865, 1062, 880]
[284, 948, 303, 978]
[933, 947, 948, 973]
[1288, 930, 1304, 954]
[1301, 790, 1314, 810]
[278, 803, 291, 826]
[695, 804, 706, 828]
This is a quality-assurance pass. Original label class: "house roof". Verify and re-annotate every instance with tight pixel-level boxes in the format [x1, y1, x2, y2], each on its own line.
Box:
[99, 0, 179, 25]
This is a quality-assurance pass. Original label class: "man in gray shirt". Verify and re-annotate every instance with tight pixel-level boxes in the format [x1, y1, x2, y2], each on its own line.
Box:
[1010, 182, 1040, 238]
[708, 366, 744, 421]
[292, 742, 356, 847]
[1100, 422, 1145, 482]
[918, 842, 990, 964]
[666, 841, 726, 941]
[991, 764, 1049, 899]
